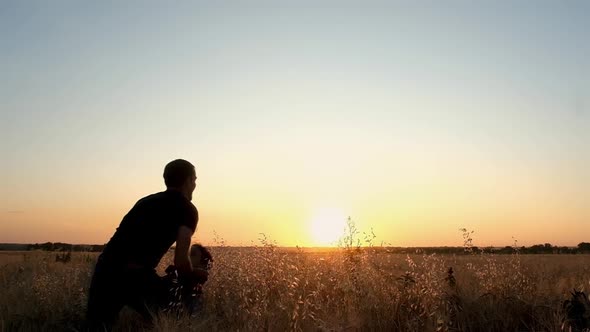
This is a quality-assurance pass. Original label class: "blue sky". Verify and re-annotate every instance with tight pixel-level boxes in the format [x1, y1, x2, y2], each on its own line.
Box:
[1, 1, 588, 246]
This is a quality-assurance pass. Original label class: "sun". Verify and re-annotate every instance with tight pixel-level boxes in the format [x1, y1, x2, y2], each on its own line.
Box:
[309, 208, 348, 246]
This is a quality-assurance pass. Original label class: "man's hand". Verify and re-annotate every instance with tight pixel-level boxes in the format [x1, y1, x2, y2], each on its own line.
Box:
[180, 269, 208, 288]
[192, 269, 209, 284]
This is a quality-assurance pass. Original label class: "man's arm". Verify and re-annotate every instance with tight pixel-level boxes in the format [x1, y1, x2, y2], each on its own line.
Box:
[174, 225, 194, 277]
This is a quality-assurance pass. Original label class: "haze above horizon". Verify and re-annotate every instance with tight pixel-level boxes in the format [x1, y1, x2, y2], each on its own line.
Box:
[1, 1, 588, 247]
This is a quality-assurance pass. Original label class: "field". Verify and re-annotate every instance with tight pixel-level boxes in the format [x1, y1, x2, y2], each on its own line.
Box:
[1, 246, 589, 332]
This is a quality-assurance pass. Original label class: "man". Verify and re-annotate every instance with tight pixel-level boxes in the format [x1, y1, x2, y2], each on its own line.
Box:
[87, 159, 203, 329]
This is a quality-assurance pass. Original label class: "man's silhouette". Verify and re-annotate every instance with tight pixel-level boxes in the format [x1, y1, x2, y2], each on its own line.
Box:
[86, 159, 202, 329]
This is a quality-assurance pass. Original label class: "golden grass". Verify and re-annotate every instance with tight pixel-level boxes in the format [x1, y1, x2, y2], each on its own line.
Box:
[1, 247, 589, 331]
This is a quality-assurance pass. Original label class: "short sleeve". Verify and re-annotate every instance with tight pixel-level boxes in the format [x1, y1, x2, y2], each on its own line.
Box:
[178, 202, 198, 233]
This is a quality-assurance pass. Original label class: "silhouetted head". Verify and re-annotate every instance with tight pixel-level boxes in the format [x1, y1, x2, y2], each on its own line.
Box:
[164, 159, 197, 201]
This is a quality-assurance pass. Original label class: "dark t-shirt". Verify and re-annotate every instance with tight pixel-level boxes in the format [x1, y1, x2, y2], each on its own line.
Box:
[100, 190, 198, 269]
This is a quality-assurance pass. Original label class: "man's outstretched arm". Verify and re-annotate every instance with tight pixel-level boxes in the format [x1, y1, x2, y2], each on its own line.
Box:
[174, 225, 194, 277]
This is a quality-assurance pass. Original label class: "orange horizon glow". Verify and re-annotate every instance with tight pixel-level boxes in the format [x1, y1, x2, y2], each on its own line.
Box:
[1, 2, 588, 248]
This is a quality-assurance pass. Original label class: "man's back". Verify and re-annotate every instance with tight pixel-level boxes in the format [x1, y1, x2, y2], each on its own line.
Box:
[100, 190, 198, 269]
[87, 159, 199, 329]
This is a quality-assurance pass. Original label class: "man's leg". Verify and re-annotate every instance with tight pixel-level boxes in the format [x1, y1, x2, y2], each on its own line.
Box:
[86, 260, 124, 330]
[125, 268, 168, 324]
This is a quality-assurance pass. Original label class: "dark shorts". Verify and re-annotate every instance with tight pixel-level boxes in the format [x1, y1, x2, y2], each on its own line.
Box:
[86, 257, 167, 330]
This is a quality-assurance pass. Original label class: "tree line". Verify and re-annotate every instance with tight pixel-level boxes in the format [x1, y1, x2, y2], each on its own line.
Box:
[25, 242, 106, 252]
[0, 242, 588, 254]
[376, 242, 590, 255]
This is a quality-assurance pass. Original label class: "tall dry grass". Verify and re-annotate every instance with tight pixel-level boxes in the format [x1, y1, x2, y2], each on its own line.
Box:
[1, 228, 589, 332]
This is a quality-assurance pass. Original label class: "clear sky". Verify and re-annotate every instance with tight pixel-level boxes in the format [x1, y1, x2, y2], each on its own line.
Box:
[1, 1, 588, 247]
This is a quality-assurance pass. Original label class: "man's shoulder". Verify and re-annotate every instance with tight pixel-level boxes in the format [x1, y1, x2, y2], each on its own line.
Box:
[135, 190, 197, 219]
[134, 191, 166, 205]
[181, 198, 198, 217]
[164, 191, 198, 215]
[176, 194, 198, 223]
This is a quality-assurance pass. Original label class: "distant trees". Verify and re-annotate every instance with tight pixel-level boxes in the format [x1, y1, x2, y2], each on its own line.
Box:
[26, 242, 105, 252]
[519, 243, 578, 254]
[497, 246, 516, 254]
[578, 242, 590, 253]
[4, 242, 589, 255]
[378, 243, 589, 255]
[348, 244, 589, 255]
[527, 244, 556, 254]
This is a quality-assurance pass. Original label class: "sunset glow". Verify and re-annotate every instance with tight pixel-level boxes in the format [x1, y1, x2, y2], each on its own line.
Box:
[0, 2, 588, 248]
[309, 208, 348, 246]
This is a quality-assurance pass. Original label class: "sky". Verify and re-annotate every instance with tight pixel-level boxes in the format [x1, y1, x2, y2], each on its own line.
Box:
[1, 1, 588, 247]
